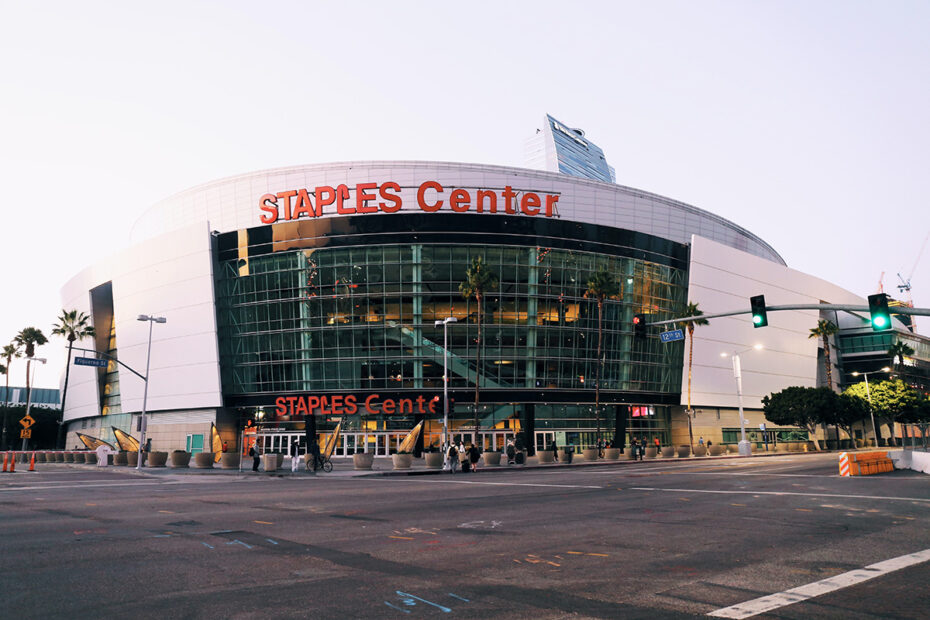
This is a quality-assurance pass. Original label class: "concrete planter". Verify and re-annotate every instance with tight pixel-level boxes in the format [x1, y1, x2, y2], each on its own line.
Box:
[148, 452, 168, 467]
[424, 452, 444, 469]
[193, 452, 215, 468]
[35, 452, 46, 463]
[558, 449, 574, 463]
[624, 447, 637, 460]
[661, 446, 675, 458]
[262, 453, 278, 472]
[677, 445, 691, 458]
[113, 452, 129, 466]
[127, 452, 145, 467]
[645, 447, 658, 459]
[64, 452, 75, 463]
[537, 450, 554, 464]
[84, 452, 98, 464]
[219, 453, 239, 469]
[482, 451, 502, 466]
[169, 451, 191, 468]
[693, 445, 707, 457]
[582, 448, 599, 461]
[708, 444, 726, 456]
[353, 452, 374, 470]
[605, 448, 621, 460]
[392, 453, 413, 470]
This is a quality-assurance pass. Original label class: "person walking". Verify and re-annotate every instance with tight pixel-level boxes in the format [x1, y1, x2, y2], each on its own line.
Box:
[549, 439, 558, 462]
[506, 439, 516, 465]
[250, 443, 261, 472]
[468, 443, 481, 473]
[446, 442, 459, 474]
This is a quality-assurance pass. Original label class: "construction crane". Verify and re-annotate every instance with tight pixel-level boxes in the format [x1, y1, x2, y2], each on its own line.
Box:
[895, 230, 929, 330]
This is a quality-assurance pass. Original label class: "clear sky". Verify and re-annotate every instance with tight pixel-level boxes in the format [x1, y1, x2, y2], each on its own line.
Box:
[1, 0, 928, 389]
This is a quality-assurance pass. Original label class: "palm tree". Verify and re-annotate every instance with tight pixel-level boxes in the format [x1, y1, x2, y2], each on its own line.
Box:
[680, 302, 709, 451]
[459, 256, 498, 436]
[52, 309, 96, 448]
[887, 340, 915, 444]
[14, 327, 49, 420]
[1, 342, 23, 450]
[584, 268, 620, 452]
[808, 320, 839, 390]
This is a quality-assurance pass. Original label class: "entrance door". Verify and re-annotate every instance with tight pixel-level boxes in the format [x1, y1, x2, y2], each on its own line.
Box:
[535, 431, 555, 454]
[186, 434, 204, 454]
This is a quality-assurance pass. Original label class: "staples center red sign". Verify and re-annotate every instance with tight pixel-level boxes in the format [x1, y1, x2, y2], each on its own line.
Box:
[259, 181, 559, 224]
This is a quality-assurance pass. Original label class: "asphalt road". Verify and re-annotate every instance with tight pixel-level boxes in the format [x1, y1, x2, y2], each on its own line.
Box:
[1, 452, 928, 619]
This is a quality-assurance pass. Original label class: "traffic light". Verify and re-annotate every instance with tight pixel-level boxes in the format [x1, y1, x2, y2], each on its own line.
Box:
[867, 293, 892, 331]
[633, 314, 646, 339]
[749, 295, 768, 328]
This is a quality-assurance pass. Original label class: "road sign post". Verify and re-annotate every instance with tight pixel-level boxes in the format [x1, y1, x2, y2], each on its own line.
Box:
[659, 329, 684, 343]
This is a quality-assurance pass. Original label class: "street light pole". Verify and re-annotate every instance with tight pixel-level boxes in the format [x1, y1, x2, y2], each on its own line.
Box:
[722, 345, 762, 457]
[22, 357, 46, 452]
[434, 317, 457, 450]
[136, 314, 166, 470]
[850, 367, 891, 447]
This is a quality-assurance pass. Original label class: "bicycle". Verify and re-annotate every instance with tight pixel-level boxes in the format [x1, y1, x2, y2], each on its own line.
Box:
[305, 454, 333, 473]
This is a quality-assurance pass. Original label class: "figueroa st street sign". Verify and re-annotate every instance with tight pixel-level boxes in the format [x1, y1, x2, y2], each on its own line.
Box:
[259, 181, 560, 224]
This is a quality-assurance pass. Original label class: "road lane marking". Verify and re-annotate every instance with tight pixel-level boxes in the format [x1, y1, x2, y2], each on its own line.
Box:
[405, 480, 602, 489]
[0, 481, 183, 492]
[254, 520, 273, 525]
[632, 487, 930, 503]
[708, 547, 930, 618]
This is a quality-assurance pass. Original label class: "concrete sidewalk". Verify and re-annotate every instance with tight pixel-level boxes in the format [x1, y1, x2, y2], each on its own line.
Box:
[26, 448, 824, 479]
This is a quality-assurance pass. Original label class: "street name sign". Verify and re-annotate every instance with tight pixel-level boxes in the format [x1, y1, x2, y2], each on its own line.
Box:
[75, 357, 108, 368]
[659, 329, 685, 343]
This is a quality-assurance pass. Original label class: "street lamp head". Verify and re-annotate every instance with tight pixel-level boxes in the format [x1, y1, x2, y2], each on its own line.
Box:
[138, 314, 167, 323]
[851, 371, 860, 377]
[27, 357, 47, 364]
[753, 344, 763, 350]
[881, 366, 891, 372]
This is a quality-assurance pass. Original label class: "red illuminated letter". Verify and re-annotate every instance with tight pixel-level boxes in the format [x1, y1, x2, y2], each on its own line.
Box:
[502, 186, 517, 214]
[476, 190, 497, 213]
[315, 186, 336, 216]
[379, 182, 402, 213]
[259, 194, 279, 224]
[545, 194, 559, 217]
[276, 190, 298, 220]
[356, 183, 378, 214]
[293, 189, 315, 219]
[450, 189, 470, 212]
[336, 184, 354, 214]
[521, 192, 540, 216]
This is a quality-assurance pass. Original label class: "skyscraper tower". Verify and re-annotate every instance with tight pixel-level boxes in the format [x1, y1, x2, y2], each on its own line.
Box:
[525, 114, 616, 183]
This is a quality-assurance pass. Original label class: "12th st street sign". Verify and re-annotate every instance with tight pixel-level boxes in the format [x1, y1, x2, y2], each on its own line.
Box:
[659, 329, 685, 343]
[75, 357, 108, 368]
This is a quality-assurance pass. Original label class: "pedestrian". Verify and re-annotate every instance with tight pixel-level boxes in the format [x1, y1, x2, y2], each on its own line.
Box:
[290, 448, 301, 473]
[654, 437, 660, 451]
[446, 442, 459, 474]
[143, 438, 152, 453]
[637, 438, 644, 461]
[506, 439, 516, 465]
[631, 437, 639, 459]
[250, 443, 261, 472]
[549, 439, 558, 462]
[698, 436, 704, 447]
[468, 443, 481, 472]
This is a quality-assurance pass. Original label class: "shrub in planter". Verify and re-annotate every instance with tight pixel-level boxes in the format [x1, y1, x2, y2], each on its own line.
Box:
[219, 452, 239, 469]
[424, 451, 444, 469]
[169, 450, 191, 468]
[147, 451, 168, 467]
[353, 452, 374, 470]
[708, 444, 726, 456]
[392, 452, 413, 469]
[193, 452, 215, 468]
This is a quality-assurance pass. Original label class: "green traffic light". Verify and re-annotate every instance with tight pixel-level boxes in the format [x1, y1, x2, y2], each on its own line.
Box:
[873, 315, 888, 328]
[753, 315, 763, 325]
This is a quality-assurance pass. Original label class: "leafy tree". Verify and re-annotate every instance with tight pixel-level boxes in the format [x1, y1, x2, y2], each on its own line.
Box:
[844, 379, 919, 447]
[459, 256, 498, 436]
[51, 309, 96, 448]
[583, 268, 620, 451]
[761, 386, 838, 450]
[808, 320, 839, 390]
[1, 342, 22, 450]
[14, 327, 48, 412]
[679, 302, 709, 451]
[830, 393, 869, 448]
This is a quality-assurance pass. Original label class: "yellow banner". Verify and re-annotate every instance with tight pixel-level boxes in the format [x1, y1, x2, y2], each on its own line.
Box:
[398, 421, 423, 453]
[211, 423, 223, 462]
[323, 419, 343, 459]
[112, 427, 140, 452]
[77, 433, 116, 451]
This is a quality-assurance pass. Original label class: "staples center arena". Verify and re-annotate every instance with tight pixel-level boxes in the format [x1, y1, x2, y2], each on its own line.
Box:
[61, 116, 928, 456]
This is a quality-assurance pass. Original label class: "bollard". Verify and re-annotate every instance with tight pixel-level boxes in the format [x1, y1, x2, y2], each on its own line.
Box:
[838, 452, 850, 477]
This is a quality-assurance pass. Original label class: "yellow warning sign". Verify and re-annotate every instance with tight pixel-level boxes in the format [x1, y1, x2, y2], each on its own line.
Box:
[20, 415, 35, 429]
[20, 429, 32, 439]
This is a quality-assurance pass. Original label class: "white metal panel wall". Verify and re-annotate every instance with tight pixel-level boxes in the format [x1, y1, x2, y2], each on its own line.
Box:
[684, 235, 867, 410]
[129, 161, 784, 264]
[59, 221, 222, 421]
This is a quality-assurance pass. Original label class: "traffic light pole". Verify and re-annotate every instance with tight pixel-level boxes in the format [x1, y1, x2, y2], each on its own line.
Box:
[647, 303, 930, 327]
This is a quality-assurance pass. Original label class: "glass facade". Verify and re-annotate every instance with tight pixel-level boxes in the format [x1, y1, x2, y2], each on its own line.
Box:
[214, 214, 688, 437]
[546, 114, 615, 183]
